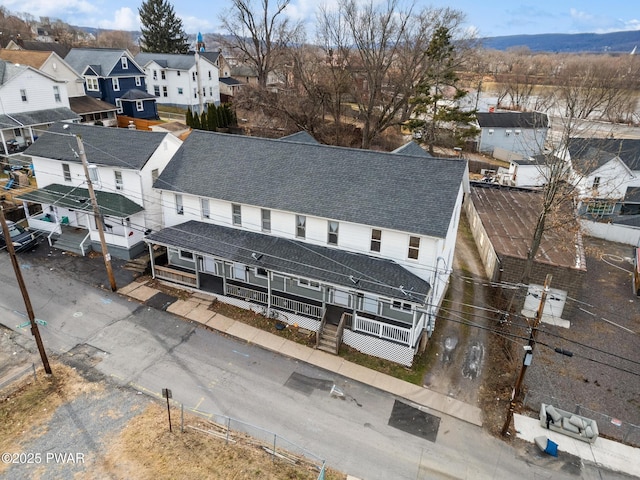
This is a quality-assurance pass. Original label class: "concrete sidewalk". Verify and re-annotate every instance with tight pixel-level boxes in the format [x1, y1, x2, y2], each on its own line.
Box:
[119, 279, 483, 427]
[514, 414, 640, 477]
[119, 279, 640, 477]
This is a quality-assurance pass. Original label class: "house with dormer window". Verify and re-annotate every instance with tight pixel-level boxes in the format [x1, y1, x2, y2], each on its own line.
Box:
[145, 131, 468, 366]
[17, 123, 181, 259]
[64, 48, 155, 119]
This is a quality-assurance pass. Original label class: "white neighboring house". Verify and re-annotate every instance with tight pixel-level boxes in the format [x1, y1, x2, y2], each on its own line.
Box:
[145, 130, 469, 366]
[134, 52, 221, 113]
[0, 49, 118, 127]
[18, 123, 182, 259]
[565, 137, 640, 246]
[476, 111, 549, 158]
[0, 59, 78, 156]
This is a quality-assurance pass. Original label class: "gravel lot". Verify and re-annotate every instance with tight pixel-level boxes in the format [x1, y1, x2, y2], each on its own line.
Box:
[525, 237, 640, 445]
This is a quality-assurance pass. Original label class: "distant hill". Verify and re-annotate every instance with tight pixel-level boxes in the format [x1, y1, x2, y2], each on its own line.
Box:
[480, 30, 640, 53]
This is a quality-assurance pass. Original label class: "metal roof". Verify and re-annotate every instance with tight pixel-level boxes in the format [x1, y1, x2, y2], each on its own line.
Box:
[17, 183, 144, 218]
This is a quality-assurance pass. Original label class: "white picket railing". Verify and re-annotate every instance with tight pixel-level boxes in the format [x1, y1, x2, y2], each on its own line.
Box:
[353, 314, 412, 346]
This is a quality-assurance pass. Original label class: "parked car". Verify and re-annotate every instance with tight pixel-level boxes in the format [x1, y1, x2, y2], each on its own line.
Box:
[0, 221, 38, 252]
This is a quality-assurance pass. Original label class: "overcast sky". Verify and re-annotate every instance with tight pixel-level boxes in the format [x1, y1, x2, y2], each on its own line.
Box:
[2, 0, 638, 38]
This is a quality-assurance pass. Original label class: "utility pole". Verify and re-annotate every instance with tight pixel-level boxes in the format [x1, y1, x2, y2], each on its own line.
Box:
[75, 134, 117, 292]
[501, 273, 552, 436]
[0, 207, 52, 375]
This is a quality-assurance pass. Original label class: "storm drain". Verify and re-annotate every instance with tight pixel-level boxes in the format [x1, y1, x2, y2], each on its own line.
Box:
[388, 400, 440, 442]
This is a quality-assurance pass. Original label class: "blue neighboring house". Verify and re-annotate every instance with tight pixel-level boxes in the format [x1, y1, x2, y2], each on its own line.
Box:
[64, 48, 157, 119]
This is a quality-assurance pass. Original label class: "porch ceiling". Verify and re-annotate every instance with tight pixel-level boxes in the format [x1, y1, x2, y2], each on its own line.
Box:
[16, 183, 143, 218]
[146, 220, 431, 304]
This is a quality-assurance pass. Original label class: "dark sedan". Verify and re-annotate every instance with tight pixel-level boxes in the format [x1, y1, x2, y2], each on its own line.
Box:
[0, 221, 38, 252]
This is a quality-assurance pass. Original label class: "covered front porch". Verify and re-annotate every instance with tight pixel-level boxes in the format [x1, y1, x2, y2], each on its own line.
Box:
[145, 221, 433, 366]
[17, 183, 147, 259]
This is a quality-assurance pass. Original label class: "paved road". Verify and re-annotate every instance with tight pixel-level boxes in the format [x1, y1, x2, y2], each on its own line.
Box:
[0, 249, 633, 479]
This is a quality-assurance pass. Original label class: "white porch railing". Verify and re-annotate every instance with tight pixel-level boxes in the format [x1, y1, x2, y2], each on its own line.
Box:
[225, 284, 268, 304]
[272, 295, 323, 319]
[353, 314, 412, 346]
[224, 285, 323, 319]
[79, 231, 91, 256]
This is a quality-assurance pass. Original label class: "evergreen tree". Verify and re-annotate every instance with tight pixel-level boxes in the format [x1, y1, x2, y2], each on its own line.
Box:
[200, 111, 208, 130]
[192, 110, 201, 129]
[409, 26, 477, 155]
[139, 0, 189, 53]
[186, 107, 193, 127]
[207, 105, 218, 131]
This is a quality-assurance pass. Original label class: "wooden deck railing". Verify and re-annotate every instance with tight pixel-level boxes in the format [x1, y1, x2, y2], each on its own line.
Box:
[154, 265, 197, 287]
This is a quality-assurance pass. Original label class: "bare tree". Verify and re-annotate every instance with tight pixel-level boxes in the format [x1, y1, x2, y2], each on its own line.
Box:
[317, 0, 466, 149]
[220, 0, 304, 88]
[95, 30, 138, 51]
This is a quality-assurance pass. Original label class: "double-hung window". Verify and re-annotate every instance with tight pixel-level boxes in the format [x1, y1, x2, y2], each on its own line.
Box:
[370, 229, 381, 252]
[112, 78, 120, 91]
[53, 86, 61, 102]
[201, 198, 210, 219]
[296, 215, 306, 239]
[261, 209, 271, 232]
[232, 204, 241, 225]
[175, 194, 184, 215]
[328, 221, 339, 245]
[114, 171, 123, 191]
[62, 163, 71, 182]
[408, 236, 420, 259]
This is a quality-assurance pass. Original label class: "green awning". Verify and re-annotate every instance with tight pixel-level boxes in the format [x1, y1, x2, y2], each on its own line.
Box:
[17, 183, 143, 218]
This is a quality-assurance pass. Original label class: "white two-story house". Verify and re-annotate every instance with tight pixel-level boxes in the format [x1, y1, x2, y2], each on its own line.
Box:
[134, 52, 221, 113]
[18, 123, 182, 259]
[146, 131, 469, 366]
[566, 137, 640, 246]
[0, 59, 78, 156]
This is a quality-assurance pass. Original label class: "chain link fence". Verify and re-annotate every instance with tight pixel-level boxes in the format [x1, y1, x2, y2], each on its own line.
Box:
[523, 389, 640, 447]
[180, 404, 327, 479]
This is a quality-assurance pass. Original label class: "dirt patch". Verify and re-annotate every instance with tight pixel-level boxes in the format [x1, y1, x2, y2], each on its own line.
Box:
[0, 357, 343, 480]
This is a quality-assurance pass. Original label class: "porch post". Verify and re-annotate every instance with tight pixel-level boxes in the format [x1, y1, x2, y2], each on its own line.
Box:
[411, 307, 418, 347]
[267, 272, 272, 309]
[148, 243, 156, 279]
[194, 252, 200, 289]
[221, 261, 228, 295]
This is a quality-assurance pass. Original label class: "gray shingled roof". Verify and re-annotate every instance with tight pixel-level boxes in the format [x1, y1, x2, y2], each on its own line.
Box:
[278, 131, 319, 144]
[24, 122, 169, 170]
[69, 96, 118, 115]
[134, 52, 215, 71]
[624, 187, 640, 203]
[219, 77, 243, 86]
[65, 48, 138, 77]
[155, 130, 467, 238]
[392, 141, 432, 157]
[476, 112, 549, 129]
[120, 89, 156, 100]
[568, 138, 640, 173]
[0, 107, 79, 129]
[17, 183, 143, 218]
[146, 220, 430, 303]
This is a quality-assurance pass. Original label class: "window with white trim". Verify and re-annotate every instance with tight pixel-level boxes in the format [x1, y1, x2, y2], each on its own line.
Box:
[328, 221, 339, 245]
[175, 194, 184, 215]
[297, 278, 321, 290]
[370, 228, 381, 252]
[121, 57, 128, 69]
[154, 85, 160, 96]
[136, 100, 144, 111]
[114, 170, 123, 191]
[592, 177, 601, 189]
[112, 78, 120, 91]
[86, 77, 99, 91]
[391, 300, 412, 312]
[201, 198, 210, 219]
[177, 87, 183, 95]
[296, 215, 306, 238]
[162, 86, 168, 97]
[261, 209, 271, 232]
[20, 89, 27, 102]
[53, 86, 61, 102]
[62, 163, 71, 182]
[161, 70, 166, 80]
[255, 267, 268, 278]
[115, 99, 122, 114]
[179, 250, 193, 260]
[135, 76, 141, 86]
[153, 70, 158, 80]
[232, 204, 241, 225]
[586, 201, 614, 215]
[408, 236, 420, 260]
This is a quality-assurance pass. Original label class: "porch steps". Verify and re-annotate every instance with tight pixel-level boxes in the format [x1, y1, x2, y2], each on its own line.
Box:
[124, 254, 150, 273]
[51, 234, 91, 256]
[317, 323, 340, 355]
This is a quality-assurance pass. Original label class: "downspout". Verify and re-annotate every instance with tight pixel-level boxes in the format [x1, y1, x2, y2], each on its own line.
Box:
[148, 242, 156, 279]
[428, 256, 448, 333]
